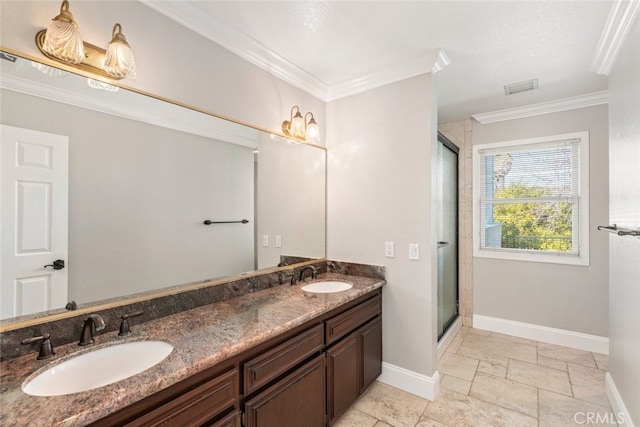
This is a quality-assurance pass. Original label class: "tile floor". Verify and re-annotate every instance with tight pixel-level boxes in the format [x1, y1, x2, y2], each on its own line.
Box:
[335, 327, 615, 427]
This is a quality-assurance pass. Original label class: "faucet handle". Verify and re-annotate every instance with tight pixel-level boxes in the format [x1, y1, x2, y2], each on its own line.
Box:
[21, 334, 55, 360]
[118, 310, 144, 336]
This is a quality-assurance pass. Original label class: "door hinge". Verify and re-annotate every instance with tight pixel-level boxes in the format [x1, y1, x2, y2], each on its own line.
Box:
[241, 411, 245, 427]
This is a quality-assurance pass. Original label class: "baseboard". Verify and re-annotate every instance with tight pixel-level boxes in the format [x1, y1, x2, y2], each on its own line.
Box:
[473, 314, 609, 354]
[378, 362, 440, 401]
[606, 373, 636, 427]
[437, 317, 462, 360]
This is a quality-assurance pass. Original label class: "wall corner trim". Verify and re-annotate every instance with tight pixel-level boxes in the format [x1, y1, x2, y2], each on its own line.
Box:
[606, 373, 636, 427]
[473, 314, 609, 354]
[378, 363, 440, 401]
[591, 0, 640, 76]
[472, 91, 609, 124]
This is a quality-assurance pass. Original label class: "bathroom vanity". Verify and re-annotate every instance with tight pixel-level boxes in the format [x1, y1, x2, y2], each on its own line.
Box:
[0, 273, 383, 426]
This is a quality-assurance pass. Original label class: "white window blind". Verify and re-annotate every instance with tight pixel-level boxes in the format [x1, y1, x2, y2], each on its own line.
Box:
[476, 135, 586, 260]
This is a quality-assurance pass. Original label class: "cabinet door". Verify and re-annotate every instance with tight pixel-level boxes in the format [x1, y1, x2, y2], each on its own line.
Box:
[244, 354, 325, 427]
[359, 316, 382, 393]
[327, 332, 359, 423]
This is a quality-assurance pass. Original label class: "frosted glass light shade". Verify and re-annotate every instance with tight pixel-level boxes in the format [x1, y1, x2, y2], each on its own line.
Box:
[103, 24, 136, 79]
[290, 110, 305, 138]
[42, 2, 84, 64]
[305, 117, 320, 143]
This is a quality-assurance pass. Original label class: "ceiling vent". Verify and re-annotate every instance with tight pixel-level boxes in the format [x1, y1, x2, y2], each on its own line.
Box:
[504, 79, 539, 95]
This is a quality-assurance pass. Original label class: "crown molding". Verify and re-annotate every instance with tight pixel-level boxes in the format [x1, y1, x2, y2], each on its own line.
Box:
[591, 0, 640, 75]
[0, 73, 259, 148]
[472, 91, 609, 124]
[141, 1, 448, 102]
[326, 50, 446, 101]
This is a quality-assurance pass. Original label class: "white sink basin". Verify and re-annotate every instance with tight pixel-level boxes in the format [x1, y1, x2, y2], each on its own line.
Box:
[301, 280, 353, 293]
[22, 340, 174, 396]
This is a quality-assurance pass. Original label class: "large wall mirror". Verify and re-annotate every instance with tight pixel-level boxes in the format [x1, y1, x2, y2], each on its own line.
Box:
[0, 50, 326, 326]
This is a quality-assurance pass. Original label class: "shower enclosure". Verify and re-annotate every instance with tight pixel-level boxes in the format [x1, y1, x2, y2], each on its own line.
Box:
[437, 133, 459, 340]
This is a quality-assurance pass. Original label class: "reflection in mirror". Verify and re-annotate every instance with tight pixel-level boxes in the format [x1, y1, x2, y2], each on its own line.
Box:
[0, 52, 326, 324]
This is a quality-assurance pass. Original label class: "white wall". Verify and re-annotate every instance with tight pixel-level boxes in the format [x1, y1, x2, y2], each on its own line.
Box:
[0, 1, 325, 141]
[2, 89, 254, 304]
[327, 74, 439, 382]
[472, 105, 609, 337]
[607, 14, 640, 426]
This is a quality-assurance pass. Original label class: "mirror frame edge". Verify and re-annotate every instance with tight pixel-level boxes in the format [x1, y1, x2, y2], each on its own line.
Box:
[0, 45, 328, 332]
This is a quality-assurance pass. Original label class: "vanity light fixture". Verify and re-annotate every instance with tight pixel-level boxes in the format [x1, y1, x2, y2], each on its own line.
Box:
[36, 1, 137, 80]
[282, 106, 320, 143]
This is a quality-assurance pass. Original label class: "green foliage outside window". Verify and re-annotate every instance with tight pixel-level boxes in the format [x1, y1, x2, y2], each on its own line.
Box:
[493, 184, 573, 252]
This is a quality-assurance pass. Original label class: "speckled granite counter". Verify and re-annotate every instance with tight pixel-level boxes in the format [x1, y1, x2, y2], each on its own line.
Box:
[0, 273, 384, 426]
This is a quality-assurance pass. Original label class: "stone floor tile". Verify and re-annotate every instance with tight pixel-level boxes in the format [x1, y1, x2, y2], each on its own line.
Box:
[353, 382, 428, 427]
[437, 353, 479, 381]
[538, 342, 597, 368]
[469, 372, 538, 417]
[445, 334, 464, 355]
[467, 328, 491, 336]
[333, 408, 379, 427]
[539, 389, 617, 427]
[415, 415, 449, 427]
[568, 363, 610, 407]
[440, 374, 472, 395]
[477, 360, 507, 378]
[425, 389, 537, 427]
[458, 333, 537, 364]
[538, 355, 568, 371]
[592, 353, 609, 371]
[490, 332, 538, 346]
[507, 359, 572, 396]
[374, 422, 393, 427]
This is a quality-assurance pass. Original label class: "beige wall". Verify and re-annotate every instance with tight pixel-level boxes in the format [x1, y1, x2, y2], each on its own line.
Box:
[607, 14, 640, 426]
[471, 105, 609, 337]
[0, 1, 325, 141]
[326, 74, 439, 379]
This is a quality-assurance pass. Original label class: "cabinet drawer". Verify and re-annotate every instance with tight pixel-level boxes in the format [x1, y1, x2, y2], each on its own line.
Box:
[326, 294, 381, 345]
[244, 323, 324, 395]
[209, 410, 240, 427]
[126, 368, 239, 427]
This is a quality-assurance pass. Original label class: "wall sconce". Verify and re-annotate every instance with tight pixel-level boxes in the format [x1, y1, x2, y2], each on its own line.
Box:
[36, 1, 136, 80]
[282, 106, 320, 143]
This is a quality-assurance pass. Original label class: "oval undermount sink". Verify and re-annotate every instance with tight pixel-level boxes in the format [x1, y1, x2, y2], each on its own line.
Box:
[301, 280, 353, 293]
[22, 340, 173, 397]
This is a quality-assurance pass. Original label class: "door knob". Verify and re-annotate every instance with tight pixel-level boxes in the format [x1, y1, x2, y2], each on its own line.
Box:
[44, 259, 65, 270]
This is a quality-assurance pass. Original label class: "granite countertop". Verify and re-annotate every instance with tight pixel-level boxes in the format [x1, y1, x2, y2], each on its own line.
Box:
[0, 273, 384, 426]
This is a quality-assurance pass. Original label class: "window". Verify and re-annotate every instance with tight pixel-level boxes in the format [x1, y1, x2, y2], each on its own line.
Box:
[473, 132, 589, 265]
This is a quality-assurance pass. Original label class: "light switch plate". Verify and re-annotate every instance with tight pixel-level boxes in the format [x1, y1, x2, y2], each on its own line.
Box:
[385, 242, 395, 258]
[409, 243, 419, 260]
[275, 235, 282, 248]
[262, 234, 269, 247]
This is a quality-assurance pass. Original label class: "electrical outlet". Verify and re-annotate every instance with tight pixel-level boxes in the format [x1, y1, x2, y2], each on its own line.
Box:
[275, 235, 282, 248]
[262, 234, 269, 247]
[385, 242, 395, 258]
[409, 243, 420, 260]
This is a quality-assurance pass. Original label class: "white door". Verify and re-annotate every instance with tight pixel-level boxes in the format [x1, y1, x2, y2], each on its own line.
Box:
[1, 125, 69, 320]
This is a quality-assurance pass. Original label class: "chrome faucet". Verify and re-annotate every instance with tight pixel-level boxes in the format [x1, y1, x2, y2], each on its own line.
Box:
[79, 314, 106, 346]
[299, 266, 318, 283]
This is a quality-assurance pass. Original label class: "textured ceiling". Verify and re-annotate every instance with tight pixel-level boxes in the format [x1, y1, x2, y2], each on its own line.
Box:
[147, 1, 613, 123]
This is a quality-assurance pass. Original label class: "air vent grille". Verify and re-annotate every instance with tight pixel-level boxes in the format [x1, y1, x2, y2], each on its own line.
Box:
[504, 79, 539, 95]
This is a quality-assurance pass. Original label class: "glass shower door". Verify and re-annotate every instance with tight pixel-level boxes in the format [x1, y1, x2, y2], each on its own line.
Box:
[437, 134, 459, 340]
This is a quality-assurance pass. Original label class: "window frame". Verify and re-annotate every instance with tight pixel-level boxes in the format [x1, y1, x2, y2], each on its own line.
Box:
[472, 131, 590, 266]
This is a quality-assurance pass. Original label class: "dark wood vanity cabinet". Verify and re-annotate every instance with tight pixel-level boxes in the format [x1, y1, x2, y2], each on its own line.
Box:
[326, 298, 382, 424]
[244, 354, 326, 427]
[91, 289, 382, 427]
